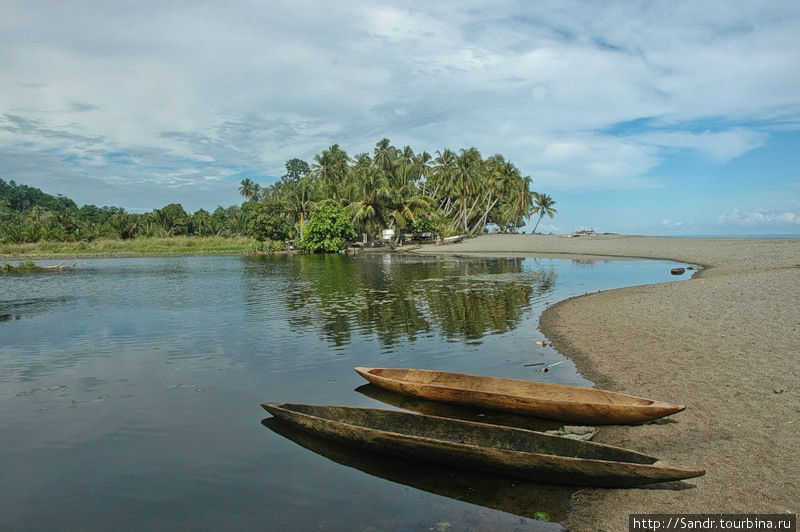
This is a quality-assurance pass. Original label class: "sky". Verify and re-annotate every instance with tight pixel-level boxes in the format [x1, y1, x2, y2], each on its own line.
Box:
[1, 1, 799, 235]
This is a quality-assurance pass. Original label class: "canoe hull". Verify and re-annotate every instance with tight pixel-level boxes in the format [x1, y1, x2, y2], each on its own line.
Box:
[261, 402, 704, 487]
[355, 367, 684, 424]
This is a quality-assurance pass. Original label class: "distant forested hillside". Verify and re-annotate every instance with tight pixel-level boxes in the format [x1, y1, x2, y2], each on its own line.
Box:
[0, 178, 246, 244]
[0, 179, 77, 212]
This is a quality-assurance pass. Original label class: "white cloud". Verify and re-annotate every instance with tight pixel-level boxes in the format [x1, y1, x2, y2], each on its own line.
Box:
[717, 208, 800, 226]
[0, 1, 798, 208]
[633, 128, 767, 163]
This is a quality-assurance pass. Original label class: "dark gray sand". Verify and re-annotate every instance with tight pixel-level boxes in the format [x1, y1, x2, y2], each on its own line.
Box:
[417, 234, 800, 530]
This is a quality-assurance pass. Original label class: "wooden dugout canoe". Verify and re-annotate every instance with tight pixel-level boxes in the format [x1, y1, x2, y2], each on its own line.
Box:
[354, 367, 685, 424]
[260, 402, 704, 487]
[261, 417, 573, 521]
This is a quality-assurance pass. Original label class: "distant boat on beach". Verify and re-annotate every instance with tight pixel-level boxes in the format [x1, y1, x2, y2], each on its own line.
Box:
[441, 235, 466, 244]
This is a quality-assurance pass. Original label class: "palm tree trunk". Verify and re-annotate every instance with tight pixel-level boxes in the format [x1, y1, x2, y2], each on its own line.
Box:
[532, 213, 544, 234]
[441, 197, 453, 216]
[461, 192, 468, 233]
[471, 195, 500, 235]
[299, 212, 306, 237]
[465, 194, 483, 226]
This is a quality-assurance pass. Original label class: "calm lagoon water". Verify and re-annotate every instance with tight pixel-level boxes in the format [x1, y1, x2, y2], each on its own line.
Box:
[0, 253, 690, 531]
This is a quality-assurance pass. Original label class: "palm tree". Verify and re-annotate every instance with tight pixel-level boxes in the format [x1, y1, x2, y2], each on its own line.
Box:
[239, 178, 253, 199]
[285, 177, 317, 236]
[431, 149, 456, 204]
[414, 151, 433, 194]
[385, 163, 432, 239]
[504, 176, 534, 232]
[385, 190, 431, 240]
[453, 147, 482, 233]
[191, 209, 213, 236]
[373, 138, 398, 174]
[146, 208, 170, 236]
[251, 183, 262, 202]
[239, 178, 259, 201]
[345, 161, 390, 243]
[314, 144, 350, 200]
[531, 192, 557, 234]
[468, 155, 518, 234]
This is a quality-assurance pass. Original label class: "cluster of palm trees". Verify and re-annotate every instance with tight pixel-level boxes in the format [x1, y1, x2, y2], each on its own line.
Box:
[241, 138, 557, 242]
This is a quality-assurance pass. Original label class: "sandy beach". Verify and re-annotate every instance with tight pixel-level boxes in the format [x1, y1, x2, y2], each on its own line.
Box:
[417, 234, 800, 530]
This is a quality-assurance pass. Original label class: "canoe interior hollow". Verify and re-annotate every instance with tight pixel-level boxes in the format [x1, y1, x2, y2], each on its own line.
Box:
[272, 403, 657, 465]
[366, 368, 655, 407]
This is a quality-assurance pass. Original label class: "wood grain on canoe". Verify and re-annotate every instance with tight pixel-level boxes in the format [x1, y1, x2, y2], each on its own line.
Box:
[261, 402, 704, 487]
[354, 367, 685, 424]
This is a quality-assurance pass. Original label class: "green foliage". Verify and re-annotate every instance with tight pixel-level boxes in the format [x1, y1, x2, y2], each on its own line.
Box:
[155, 203, 190, 236]
[301, 201, 356, 253]
[244, 199, 293, 242]
[238, 178, 261, 201]
[189, 209, 215, 237]
[408, 214, 434, 234]
[531, 192, 558, 234]
[211, 205, 245, 236]
[266, 138, 552, 240]
[0, 236, 257, 258]
[0, 178, 76, 212]
[1, 134, 557, 250]
[0, 178, 258, 245]
[281, 158, 311, 184]
[250, 239, 284, 253]
[1, 260, 42, 273]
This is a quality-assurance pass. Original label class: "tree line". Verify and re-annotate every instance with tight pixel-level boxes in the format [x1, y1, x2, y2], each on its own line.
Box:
[0, 138, 557, 249]
[241, 138, 557, 246]
[0, 178, 248, 244]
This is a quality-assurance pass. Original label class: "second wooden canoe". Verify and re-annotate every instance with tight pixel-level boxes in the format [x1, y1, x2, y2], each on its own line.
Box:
[261, 402, 704, 487]
[354, 367, 685, 424]
[261, 417, 574, 520]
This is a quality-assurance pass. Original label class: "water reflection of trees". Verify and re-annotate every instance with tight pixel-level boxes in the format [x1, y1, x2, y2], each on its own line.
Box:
[244, 254, 557, 348]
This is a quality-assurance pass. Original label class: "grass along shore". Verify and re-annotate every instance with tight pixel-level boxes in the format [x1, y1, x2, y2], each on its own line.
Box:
[0, 236, 262, 259]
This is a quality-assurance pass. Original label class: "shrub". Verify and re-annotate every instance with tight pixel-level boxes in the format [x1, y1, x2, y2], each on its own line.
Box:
[409, 215, 434, 234]
[301, 201, 356, 253]
[244, 200, 293, 242]
[1, 260, 42, 273]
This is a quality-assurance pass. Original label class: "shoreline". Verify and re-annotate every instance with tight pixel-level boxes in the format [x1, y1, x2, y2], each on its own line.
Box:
[416, 234, 800, 530]
[0, 236, 259, 260]
[0, 250, 249, 260]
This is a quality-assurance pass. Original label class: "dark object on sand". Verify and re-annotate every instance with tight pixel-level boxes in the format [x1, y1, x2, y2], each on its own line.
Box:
[354, 367, 685, 424]
[261, 402, 705, 487]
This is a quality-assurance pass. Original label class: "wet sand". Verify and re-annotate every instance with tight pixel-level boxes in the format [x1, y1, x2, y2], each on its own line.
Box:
[416, 234, 800, 530]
